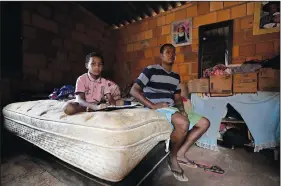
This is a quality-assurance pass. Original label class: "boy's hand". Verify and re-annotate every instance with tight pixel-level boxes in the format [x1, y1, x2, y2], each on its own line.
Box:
[152, 102, 169, 110]
[97, 103, 108, 110]
[89, 103, 108, 111]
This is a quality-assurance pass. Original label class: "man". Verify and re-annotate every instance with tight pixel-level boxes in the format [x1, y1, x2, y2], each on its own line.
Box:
[130, 43, 210, 181]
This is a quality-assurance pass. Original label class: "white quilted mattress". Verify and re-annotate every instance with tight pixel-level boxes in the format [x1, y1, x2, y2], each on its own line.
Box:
[2, 100, 172, 182]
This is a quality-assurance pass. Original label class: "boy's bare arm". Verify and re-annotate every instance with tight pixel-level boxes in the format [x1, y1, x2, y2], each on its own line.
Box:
[76, 93, 100, 110]
[174, 93, 187, 116]
[105, 94, 116, 105]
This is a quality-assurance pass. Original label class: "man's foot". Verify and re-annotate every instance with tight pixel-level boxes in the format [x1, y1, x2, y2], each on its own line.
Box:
[177, 154, 198, 168]
[167, 156, 188, 182]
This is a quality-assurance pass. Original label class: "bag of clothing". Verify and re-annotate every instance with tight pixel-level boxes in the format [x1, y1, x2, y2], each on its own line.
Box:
[49, 85, 75, 100]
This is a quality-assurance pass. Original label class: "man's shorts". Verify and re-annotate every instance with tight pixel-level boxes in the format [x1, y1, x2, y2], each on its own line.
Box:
[156, 107, 203, 130]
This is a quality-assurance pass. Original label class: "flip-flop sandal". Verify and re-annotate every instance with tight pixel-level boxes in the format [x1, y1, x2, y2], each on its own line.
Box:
[177, 159, 198, 168]
[204, 166, 225, 175]
[167, 158, 188, 182]
[194, 161, 225, 175]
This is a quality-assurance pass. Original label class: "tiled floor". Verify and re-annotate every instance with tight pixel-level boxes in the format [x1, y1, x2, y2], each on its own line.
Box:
[1, 145, 280, 186]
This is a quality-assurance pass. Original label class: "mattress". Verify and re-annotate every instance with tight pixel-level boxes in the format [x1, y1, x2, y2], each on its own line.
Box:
[2, 100, 172, 182]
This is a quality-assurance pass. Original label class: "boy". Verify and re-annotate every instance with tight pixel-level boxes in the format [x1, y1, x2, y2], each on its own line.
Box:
[63, 52, 121, 115]
[130, 44, 210, 181]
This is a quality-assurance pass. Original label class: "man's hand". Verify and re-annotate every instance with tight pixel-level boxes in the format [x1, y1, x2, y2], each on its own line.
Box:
[152, 102, 169, 110]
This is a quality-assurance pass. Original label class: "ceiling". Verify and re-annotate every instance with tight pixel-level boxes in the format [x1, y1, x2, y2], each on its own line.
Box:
[78, 1, 187, 28]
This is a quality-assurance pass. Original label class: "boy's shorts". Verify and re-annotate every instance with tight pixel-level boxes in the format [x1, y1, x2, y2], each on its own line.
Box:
[156, 107, 203, 130]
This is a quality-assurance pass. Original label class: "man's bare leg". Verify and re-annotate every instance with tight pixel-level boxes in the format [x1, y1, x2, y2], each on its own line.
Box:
[168, 113, 190, 172]
[177, 117, 210, 164]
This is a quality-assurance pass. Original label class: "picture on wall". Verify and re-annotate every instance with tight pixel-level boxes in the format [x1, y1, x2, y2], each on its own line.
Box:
[253, 1, 280, 35]
[171, 19, 192, 46]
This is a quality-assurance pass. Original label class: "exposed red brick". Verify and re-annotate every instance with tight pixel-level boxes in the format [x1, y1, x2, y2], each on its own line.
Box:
[172, 64, 180, 74]
[154, 57, 161, 65]
[245, 56, 263, 61]
[198, 2, 210, 15]
[149, 38, 158, 47]
[22, 10, 31, 25]
[140, 21, 149, 32]
[153, 47, 160, 57]
[184, 52, 197, 63]
[148, 19, 157, 30]
[53, 71, 63, 84]
[153, 27, 161, 38]
[32, 14, 58, 33]
[179, 63, 190, 75]
[232, 45, 239, 57]
[210, 2, 223, 11]
[191, 62, 198, 74]
[233, 32, 245, 45]
[72, 31, 87, 44]
[23, 53, 47, 68]
[231, 4, 246, 19]
[39, 69, 53, 83]
[175, 9, 186, 20]
[240, 15, 253, 30]
[274, 40, 280, 53]
[166, 13, 176, 24]
[247, 2, 254, 15]
[54, 11, 67, 24]
[256, 42, 274, 54]
[37, 3, 52, 18]
[52, 38, 62, 47]
[59, 26, 72, 38]
[23, 26, 36, 38]
[175, 53, 185, 64]
[23, 67, 38, 78]
[136, 50, 145, 59]
[191, 44, 198, 52]
[224, 1, 243, 8]
[162, 25, 170, 35]
[232, 57, 246, 64]
[145, 30, 153, 39]
[157, 35, 167, 46]
[234, 19, 241, 32]
[157, 16, 166, 26]
[262, 53, 277, 60]
[244, 30, 280, 43]
[76, 23, 85, 32]
[217, 9, 230, 22]
[186, 5, 198, 17]
[180, 45, 192, 53]
[193, 12, 217, 28]
[144, 49, 153, 58]
[239, 44, 256, 56]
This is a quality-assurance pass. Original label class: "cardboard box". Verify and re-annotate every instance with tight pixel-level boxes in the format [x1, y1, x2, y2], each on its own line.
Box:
[210, 93, 233, 97]
[258, 68, 280, 92]
[210, 75, 232, 94]
[233, 72, 258, 93]
[188, 79, 209, 93]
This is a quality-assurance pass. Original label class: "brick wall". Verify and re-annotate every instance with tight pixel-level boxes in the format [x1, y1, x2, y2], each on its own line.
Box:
[113, 2, 280, 90]
[22, 2, 115, 93]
